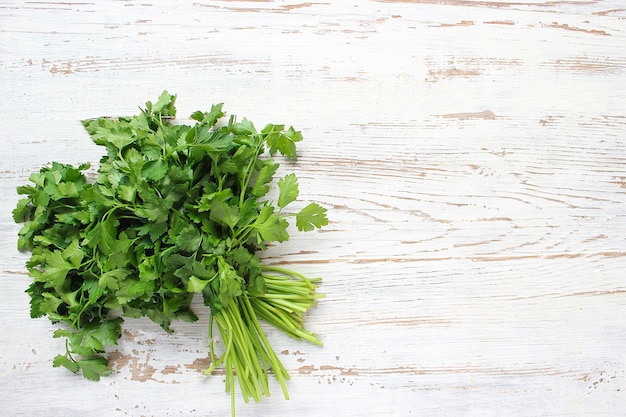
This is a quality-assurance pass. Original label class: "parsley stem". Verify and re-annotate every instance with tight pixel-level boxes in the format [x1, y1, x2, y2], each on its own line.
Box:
[241, 293, 290, 399]
[210, 292, 291, 409]
[250, 299, 299, 331]
[260, 265, 316, 287]
[238, 140, 263, 207]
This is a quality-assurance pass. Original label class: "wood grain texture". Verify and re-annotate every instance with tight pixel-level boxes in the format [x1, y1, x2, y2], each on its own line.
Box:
[1, 1, 625, 416]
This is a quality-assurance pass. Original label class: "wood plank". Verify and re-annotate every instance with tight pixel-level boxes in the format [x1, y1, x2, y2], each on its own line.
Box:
[1, 1, 625, 416]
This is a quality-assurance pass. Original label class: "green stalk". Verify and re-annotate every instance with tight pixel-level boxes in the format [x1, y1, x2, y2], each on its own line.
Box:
[238, 140, 263, 206]
[250, 298, 322, 346]
[260, 265, 316, 287]
[208, 293, 292, 415]
[240, 293, 290, 399]
[249, 298, 301, 331]
[249, 268, 323, 346]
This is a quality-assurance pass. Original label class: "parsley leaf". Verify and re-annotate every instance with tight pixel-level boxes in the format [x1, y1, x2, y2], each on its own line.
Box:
[296, 203, 329, 232]
[53, 355, 80, 373]
[250, 160, 278, 198]
[253, 205, 290, 243]
[77, 357, 113, 381]
[277, 173, 299, 209]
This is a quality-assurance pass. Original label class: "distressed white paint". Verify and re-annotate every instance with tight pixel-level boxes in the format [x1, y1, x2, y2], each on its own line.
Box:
[1, 1, 625, 416]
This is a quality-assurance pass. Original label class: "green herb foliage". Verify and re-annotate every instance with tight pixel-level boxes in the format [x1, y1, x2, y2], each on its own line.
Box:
[13, 92, 327, 413]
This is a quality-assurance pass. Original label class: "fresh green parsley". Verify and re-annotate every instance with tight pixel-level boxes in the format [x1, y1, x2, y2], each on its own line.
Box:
[13, 92, 328, 414]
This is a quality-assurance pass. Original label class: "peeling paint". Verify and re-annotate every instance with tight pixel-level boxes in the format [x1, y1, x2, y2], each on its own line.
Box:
[440, 110, 497, 120]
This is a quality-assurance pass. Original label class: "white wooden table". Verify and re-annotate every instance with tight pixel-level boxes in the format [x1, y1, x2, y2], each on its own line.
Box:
[1, 1, 625, 416]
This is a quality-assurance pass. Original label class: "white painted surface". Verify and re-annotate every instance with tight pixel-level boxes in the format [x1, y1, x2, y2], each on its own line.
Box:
[1, 1, 625, 416]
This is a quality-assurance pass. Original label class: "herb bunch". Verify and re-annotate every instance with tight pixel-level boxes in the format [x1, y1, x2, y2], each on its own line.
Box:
[13, 92, 327, 410]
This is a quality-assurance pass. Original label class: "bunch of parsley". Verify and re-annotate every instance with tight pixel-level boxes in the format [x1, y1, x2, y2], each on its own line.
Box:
[13, 92, 327, 410]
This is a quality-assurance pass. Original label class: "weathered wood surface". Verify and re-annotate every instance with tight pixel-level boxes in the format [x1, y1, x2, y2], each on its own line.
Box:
[1, 1, 625, 416]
